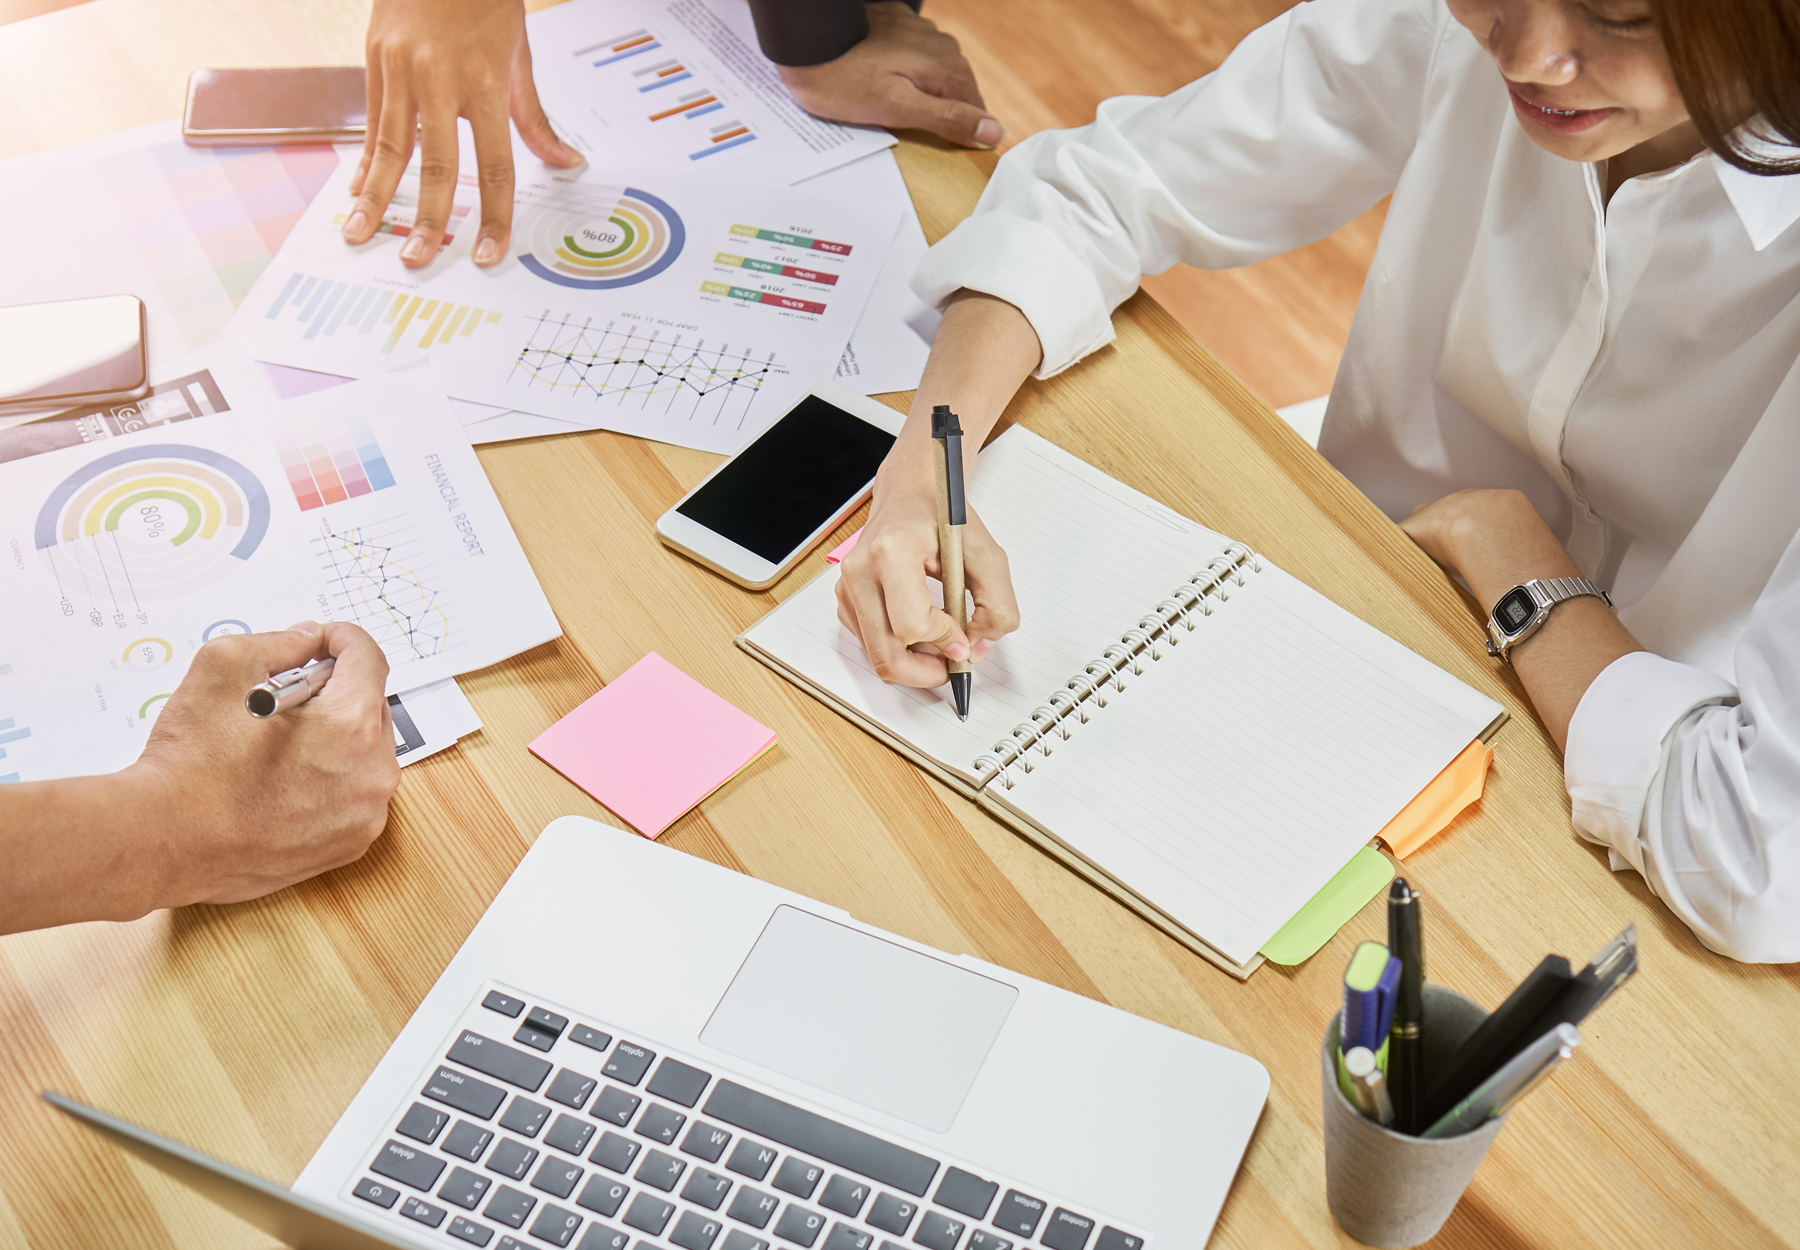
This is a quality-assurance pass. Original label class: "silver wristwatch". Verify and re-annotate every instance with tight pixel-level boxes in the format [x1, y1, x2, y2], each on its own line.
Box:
[1485, 576, 1613, 663]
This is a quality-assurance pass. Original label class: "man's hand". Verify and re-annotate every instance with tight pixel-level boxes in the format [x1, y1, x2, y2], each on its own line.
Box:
[346, 0, 584, 269]
[779, 2, 1002, 149]
[132, 621, 400, 907]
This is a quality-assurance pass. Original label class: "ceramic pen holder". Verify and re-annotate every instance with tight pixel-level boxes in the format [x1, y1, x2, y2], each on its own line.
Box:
[1320, 983, 1505, 1248]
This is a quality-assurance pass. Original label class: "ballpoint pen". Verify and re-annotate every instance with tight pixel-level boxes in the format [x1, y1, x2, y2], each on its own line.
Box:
[245, 657, 336, 718]
[931, 403, 972, 721]
[1420, 1023, 1579, 1139]
[1343, 1045, 1395, 1126]
[1387, 878, 1424, 1133]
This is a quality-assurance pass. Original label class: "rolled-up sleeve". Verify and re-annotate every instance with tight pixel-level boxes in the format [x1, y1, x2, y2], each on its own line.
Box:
[911, 0, 1446, 376]
[1566, 546, 1800, 962]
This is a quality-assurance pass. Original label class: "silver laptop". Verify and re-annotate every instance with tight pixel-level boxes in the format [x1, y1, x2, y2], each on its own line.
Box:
[50, 817, 1267, 1249]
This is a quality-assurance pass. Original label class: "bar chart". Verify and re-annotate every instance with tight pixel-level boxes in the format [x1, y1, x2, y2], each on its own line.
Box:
[260, 273, 505, 355]
[272, 414, 398, 513]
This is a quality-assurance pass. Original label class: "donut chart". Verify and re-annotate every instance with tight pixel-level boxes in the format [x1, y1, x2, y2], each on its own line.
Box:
[518, 187, 685, 290]
[34, 444, 271, 599]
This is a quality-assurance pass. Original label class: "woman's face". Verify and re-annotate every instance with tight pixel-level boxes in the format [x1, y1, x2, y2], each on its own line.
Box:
[1446, 0, 1691, 162]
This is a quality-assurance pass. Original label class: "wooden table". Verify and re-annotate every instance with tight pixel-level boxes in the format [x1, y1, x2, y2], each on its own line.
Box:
[2, 1, 1797, 1246]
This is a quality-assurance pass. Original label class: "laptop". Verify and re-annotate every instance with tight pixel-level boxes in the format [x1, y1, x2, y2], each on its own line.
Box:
[48, 817, 1268, 1249]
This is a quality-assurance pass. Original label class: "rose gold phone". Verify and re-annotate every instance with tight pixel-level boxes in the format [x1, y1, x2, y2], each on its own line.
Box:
[183, 67, 366, 146]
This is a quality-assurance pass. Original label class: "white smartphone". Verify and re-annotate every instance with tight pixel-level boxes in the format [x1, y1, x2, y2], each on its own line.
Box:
[657, 382, 904, 589]
[183, 67, 367, 145]
[0, 295, 149, 416]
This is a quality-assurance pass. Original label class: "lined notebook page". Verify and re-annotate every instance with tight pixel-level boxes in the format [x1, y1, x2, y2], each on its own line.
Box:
[995, 565, 1500, 966]
[742, 428, 1232, 782]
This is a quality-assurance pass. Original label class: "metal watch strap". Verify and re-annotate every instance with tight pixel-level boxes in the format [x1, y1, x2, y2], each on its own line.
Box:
[1487, 576, 1613, 663]
[1535, 576, 1613, 610]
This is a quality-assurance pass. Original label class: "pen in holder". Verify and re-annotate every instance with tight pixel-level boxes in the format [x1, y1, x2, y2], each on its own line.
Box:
[1320, 983, 1504, 1248]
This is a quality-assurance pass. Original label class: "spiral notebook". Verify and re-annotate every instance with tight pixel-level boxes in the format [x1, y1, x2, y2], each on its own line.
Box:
[738, 428, 1505, 977]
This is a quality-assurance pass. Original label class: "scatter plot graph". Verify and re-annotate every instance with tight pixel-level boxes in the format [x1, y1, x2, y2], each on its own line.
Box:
[508, 315, 787, 433]
[311, 516, 451, 660]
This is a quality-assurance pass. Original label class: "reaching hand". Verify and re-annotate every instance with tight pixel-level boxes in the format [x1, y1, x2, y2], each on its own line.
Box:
[779, 2, 1003, 149]
[345, 0, 584, 270]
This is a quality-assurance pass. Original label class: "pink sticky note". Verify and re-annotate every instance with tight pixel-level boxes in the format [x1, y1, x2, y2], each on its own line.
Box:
[826, 528, 863, 563]
[529, 652, 777, 838]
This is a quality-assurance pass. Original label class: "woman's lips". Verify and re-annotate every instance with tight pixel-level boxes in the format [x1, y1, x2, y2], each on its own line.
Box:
[1507, 83, 1616, 134]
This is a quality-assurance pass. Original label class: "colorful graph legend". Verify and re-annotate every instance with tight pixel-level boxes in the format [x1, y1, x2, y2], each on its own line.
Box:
[729, 224, 851, 255]
[700, 282, 825, 315]
[712, 253, 838, 285]
[262, 272, 503, 354]
[273, 414, 397, 512]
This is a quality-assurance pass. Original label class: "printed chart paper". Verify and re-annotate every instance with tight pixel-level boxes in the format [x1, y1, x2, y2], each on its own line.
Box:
[229, 137, 900, 452]
[0, 369, 558, 785]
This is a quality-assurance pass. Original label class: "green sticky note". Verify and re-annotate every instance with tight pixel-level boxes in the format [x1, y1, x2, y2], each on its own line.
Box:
[1260, 846, 1396, 966]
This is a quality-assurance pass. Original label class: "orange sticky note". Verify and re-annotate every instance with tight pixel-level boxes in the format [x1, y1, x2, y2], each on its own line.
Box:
[529, 652, 776, 838]
[1377, 739, 1493, 858]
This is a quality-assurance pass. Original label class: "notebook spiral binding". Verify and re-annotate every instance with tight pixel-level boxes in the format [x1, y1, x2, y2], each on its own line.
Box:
[972, 542, 1262, 788]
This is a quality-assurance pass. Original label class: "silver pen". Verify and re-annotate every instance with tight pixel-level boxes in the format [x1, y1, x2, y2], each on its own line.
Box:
[245, 657, 336, 718]
[1420, 1023, 1580, 1139]
[1343, 1046, 1395, 1126]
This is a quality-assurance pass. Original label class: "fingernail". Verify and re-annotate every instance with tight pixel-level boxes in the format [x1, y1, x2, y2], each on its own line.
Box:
[562, 144, 586, 165]
[974, 118, 1003, 148]
[972, 638, 993, 661]
[344, 210, 367, 238]
[945, 642, 970, 661]
[287, 620, 320, 635]
[474, 236, 499, 264]
[400, 234, 427, 261]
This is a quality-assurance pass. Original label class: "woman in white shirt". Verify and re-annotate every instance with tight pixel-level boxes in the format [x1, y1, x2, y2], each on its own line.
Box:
[837, 0, 1800, 961]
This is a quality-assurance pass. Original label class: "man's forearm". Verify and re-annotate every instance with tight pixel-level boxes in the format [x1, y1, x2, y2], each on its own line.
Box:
[0, 769, 169, 934]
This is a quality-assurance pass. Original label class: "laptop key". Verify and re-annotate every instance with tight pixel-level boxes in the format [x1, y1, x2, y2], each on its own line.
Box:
[571, 1025, 614, 1053]
[722, 1232, 771, 1250]
[450, 1031, 555, 1093]
[426, 1066, 508, 1120]
[823, 1223, 873, 1250]
[400, 1196, 448, 1228]
[604, 1042, 656, 1086]
[396, 1102, 450, 1145]
[440, 1166, 495, 1209]
[592, 1087, 642, 1128]
[500, 1096, 551, 1138]
[548, 1070, 599, 1110]
[773, 1204, 828, 1248]
[445, 1120, 497, 1162]
[637, 1103, 687, 1145]
[635, 1148, 686, 1192]
[911, 1211, 964, 1250]
[484, 1184, 538, 1229]
[590, 1130, 642, 1173]
[727, 1186, 780, 1229]
[483, 991, 526, 1018]
[449, 1215, 496, 1246]
[576, 1174, 630, 1218]
[670, 1210, 725, 1250]
[353, 1177, 400, 1209]
[992, 1192, 1043, 1238]
[820, 1176, 870, 1218]
[372, 1139, 446, 1191]
[1041, 1209, 1096, 1250]
[867, 1194, 916, 1236]
[646, 1058, 712, 1108]
[1092, 1231, 1142, 1250]
[704, 1082, 939, 1199]
[575, 1224, 630, 1250]
[533, 1155, 585, 1199]
[530, 1202, 584, 1247]
[523, 1007, 570, 1040]
[725, 1139, 778, 1181]
[623, 1192, 676, 1236]
[967, 1233, 1012, 1250]
[547, 1113, 598, 1156]
[682, 1121, 733, 1163]
[773, 1158, 822, 1200]
[681, 1167, 732, 1210]
[933, 1169, 997, 1221]
[486, 1138, 539, 1181]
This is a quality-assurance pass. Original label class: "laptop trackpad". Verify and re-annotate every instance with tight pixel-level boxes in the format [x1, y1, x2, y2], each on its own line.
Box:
[700, 907, 1018, 1134]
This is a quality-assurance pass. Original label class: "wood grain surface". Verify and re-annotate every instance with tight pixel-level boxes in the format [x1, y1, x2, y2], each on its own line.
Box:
[1, 2, 1797, 1248]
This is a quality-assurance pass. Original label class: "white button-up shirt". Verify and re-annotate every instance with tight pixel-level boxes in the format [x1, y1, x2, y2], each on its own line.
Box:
[913, 0, 1800, 960]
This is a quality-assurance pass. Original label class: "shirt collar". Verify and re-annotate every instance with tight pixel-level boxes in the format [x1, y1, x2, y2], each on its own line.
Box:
[1711, 128, 1800, 252]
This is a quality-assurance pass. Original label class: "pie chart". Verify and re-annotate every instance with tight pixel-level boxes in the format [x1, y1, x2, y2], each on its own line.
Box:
[518, 186, 685, 290]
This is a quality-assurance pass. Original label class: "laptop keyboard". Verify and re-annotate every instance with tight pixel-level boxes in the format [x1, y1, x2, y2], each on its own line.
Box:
[344, 984, 1148, 1250]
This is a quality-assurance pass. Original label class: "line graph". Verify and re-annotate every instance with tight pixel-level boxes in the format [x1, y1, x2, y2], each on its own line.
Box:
[311, 515, 450, 660]
[506, 314, 787, 433]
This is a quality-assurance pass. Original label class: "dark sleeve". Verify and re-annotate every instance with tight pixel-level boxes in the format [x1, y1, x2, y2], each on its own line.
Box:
[748, 0, 924, 67]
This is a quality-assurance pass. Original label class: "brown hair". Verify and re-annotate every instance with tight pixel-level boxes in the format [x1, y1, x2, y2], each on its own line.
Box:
[1655, 0, 1800, 175]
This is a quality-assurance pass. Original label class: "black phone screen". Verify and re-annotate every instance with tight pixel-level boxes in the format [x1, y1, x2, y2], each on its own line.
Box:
[676, 395, 896, 563]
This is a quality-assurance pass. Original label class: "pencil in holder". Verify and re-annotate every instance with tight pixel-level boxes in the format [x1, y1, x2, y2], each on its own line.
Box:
[1320, 983, 1505, 1248]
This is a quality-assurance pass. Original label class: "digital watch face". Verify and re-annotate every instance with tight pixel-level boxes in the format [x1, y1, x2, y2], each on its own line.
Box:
[1496, 586, 1538, 635]
[676, 395, 896, 563]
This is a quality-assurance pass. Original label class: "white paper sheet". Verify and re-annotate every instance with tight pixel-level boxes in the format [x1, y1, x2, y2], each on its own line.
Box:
[0, 367, 558, 784]
[391, 678, 483, 766]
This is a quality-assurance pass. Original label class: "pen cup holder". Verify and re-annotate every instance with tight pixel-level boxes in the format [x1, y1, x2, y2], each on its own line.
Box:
[1320, 983, 1503, 1248]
